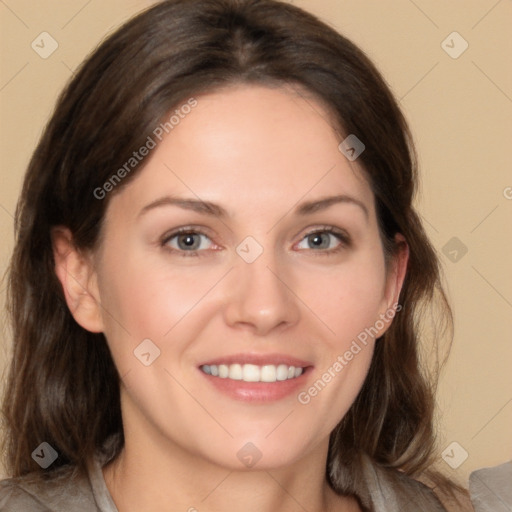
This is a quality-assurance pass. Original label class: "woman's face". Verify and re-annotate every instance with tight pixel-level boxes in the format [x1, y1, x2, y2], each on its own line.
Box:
[85, 84, 406, 470]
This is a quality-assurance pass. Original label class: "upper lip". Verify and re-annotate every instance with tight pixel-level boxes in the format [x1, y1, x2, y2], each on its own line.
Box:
[198, 353, 313, 368]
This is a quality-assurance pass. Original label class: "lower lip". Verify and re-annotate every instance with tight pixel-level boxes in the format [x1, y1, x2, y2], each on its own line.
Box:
[199, 368, 312, 403]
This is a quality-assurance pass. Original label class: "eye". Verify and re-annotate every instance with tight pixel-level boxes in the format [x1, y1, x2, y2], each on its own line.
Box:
[295, 227, 350, 252]
[162, 228, 215, 255]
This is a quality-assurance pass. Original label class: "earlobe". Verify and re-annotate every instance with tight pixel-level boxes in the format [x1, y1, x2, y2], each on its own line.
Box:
[51, 226, 104, 333]
[385, 233, 409, 310]
[376, 233, 409, 338]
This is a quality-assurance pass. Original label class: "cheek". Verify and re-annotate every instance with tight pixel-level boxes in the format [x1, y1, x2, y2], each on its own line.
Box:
[302, 251, 388, 347]
[296, 263, 384, 429]
[95, 251, 225, 361]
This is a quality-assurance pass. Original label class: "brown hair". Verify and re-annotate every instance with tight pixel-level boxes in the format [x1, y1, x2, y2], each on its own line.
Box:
[2, 0, 462, 502]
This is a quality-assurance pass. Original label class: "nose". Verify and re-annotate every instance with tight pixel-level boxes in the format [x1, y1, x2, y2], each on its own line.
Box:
[223, 250, 301, 336]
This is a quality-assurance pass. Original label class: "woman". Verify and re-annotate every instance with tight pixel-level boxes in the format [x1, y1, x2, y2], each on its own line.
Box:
[0, 0, 472, 510]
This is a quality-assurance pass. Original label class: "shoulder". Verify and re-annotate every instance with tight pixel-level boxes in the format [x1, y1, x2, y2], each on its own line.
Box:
[0, 464, 98, 512]
[0, 476, 49, 511]
[330, 454, 449, 511]
[469, 460, 512, 512]
[358, 457, 478, 512]
[362, 459, 449, 511]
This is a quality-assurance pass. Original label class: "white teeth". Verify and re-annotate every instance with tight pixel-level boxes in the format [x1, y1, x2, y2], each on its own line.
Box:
[260, 365, 276, 383]
[228, 363, 242, 380]
[276, 364, 289, 381]
[242, 364, 260, 382]
[201, 363, 304, 383]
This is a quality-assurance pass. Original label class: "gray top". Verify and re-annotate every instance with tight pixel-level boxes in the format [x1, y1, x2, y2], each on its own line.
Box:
[0, 451, 444, 512]
[0, 445, 510, 511]
[0, 456, 117, 511]
[468, 461, 512, 512]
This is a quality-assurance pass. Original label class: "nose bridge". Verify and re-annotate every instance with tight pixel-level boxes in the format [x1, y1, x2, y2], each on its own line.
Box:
[223, 242, 300, 334]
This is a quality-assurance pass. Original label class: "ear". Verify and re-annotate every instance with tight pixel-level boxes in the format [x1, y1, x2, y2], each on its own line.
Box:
[51, 226, 104, 333]
[376, 233, 409, 337]
[383, 233, 409, 307]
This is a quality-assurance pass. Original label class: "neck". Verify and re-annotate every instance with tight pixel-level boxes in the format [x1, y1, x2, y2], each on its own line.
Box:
[104, 451, 355, 512]
[102, 389, 360, 512]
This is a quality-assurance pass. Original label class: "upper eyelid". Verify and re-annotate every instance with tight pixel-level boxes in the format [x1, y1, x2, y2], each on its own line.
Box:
[161, 225, 350, 249]
[161, 225, 214, 241]
[161, 229, 216, 256]
[295, 228, 350, 248]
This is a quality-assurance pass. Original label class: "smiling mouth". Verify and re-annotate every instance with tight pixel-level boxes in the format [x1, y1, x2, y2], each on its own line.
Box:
[200, 363, 304, 383]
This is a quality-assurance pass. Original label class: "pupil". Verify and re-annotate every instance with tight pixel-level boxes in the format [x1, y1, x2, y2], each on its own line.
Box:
[309, 233, 327, 249]
[179, 234, 198, 249]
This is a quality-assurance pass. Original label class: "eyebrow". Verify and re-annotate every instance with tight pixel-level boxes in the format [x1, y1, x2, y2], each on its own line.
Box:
[138, 196, 227, 218]
[138, 194, 369, 221]
[296, 195, 369, 220]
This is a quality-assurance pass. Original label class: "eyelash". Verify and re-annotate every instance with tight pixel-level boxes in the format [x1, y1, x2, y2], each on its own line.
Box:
[160, 225, 351, 258]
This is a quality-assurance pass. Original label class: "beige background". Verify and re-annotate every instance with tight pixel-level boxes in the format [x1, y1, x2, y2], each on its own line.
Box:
[1, 0, 511, 490]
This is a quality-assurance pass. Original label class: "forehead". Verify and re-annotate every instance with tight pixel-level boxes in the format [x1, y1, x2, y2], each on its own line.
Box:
[107, 84, 375, 222]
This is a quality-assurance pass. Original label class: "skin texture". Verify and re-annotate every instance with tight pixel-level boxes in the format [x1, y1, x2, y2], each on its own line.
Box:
[52, 84, 408, 512]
